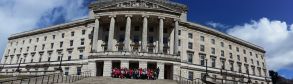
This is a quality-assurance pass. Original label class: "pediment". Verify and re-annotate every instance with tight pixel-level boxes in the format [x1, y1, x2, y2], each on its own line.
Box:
[92, 0, 183, 13]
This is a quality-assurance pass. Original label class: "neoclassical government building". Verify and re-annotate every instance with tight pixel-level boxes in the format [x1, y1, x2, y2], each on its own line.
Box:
[0, 0, 270, 84]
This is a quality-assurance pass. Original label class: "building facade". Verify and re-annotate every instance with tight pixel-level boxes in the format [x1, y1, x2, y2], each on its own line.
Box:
[0, 0, 270, 83]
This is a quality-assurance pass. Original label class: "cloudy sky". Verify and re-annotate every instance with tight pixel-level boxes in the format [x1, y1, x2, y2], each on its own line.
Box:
[1, 0, 293, 79]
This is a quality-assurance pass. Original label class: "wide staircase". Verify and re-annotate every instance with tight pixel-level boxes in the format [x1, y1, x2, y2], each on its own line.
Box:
[56, 77, 178, 84]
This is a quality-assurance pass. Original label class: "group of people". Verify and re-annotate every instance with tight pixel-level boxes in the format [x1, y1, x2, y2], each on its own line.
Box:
[111, 67, 160, 80]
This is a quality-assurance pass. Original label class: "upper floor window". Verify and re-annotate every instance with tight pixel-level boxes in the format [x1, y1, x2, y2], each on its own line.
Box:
[51, 43, 54, 49]
[70, 40, 74, 46]
[42, 44, 45, 50]
[211, 39, 215, 44]
[178, 30, 181, 35]
[200, 45, 205, 52]
[244, 57, 247, 63]
[53, 35, 56, 39]
[36, 38, 39, 42]
[62, 33, 65, 38]
[229, 53, 233, 59]
[187, 52, 193, 63]
[81, 39, 85, 45]
[256, 54, 258, 58]
[29, 39, 32, 43]
[188, 42, 193, 49]
[188, 33, 193, 38]
[71, 32, 75, 36]
[237, 55, 240, 61]
[44, 36, 47, 41]
[188, 71, 193, 80]
[243, 49, 246, 54]
[236, 47, 239, 52]
[238, 63, 242, 73]
[230, 61, 234, 71]
[82, 30, 86, 35]
[211, 57, 216, 68]
[34, 46, 37, 51]
[229, 45, 232, 50]
[200, 55, 205, 66]
[251, 59, 254, 64]
[221, 50, 225, 57]
[221, 42, 224, 47]
[178, 39, 181, 46]
[27, 47, 29, 52]
[200, 36, 205, 41]
[250, 52, 252, 56]
[60, 42, 63, 48]
[211, 47, 215, 54]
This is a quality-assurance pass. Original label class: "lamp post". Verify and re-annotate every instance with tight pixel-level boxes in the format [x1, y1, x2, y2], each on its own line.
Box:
[202, 59, 209, 82]
[15, 58, 23, 72]
[246, 69, 252, 84]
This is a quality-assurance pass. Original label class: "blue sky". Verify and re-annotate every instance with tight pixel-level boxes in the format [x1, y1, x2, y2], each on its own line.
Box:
[0, 0, 293, 79]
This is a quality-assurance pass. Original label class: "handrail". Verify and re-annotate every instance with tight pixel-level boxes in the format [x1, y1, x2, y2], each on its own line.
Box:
[0, 71, 91, 84]
[173, 74, 251, 84]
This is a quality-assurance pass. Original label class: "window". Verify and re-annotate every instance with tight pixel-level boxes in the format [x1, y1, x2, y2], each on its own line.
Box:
[258, 68, 262, 76]
[187, 52, 193, 63]
[221, 42, 224, 47]
[230, 61, 234, 71]
[27, 47, 29, 52]
[39, 57, 42, 62]
[65, 67, 69, 75]
[79, 55, 83, 59]
[243, 49, 246, 54]
[238, 63, 242, 73]
[211, 48, 215, 54]
[48, 57, 51, 62]
[14, 48, 16, 53]
[251, 59, 254, 64]
[53, 35, 56, 39]
[178, 39, 181, 46]
[229, 45, 232, 50]
[211, 39, 215, 44]
[236, 47, 239, 52]
[200, 55, 205, 66]
[29, 39, 32, 43]
[62, 33, 65, 38]
[81, 39, 85, 45]
[200, 45, 205, 52]
[68, 56, 71, 61]
[256, 54, 258, 58]
[200, 36, 205, 41]
[252, 66, 255, 75]
[36, 38, 39, 42]
[71, 31, 75, 36]
[188, 33, 193, 38]
[20, 48, 22, 53]
[23, 40, 25, 44]
[250, 52, 252, 56]
[237, 55, 240, 61]
[211, 57, 216, 68]
[60, 42, 63, 48]
[134, 26, 140, 31]
[82, 30, 86, 35]
[257, 61, 260, 66]
[178, 30, 181, 35]
[57, 56, 61, 61]
[229, 53, 233, 59]
[70, 40, 74, 46]
[34, 46, 37, 51]
[77, 67, 81, 75]
[188, 71, 193, 80]
[262, 62, 265, 68]
[188, 42, 193, 49]
[221, 50, 225, 57]
[44, 36, 47, 41]
[244, 57, 247, 63]
[51, 43, 54, 49]
[42, 44, 45, 50]
[221, 59, 225, 69]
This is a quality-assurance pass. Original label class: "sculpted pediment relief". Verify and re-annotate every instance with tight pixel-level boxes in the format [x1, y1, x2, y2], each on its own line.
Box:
[94, 0, 178, 12]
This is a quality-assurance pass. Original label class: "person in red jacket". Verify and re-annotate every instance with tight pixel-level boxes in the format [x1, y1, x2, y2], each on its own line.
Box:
[129, 68, 133, 79]
[139, 68, 143, 79]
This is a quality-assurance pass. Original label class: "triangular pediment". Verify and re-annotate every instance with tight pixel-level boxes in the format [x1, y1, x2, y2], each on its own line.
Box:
[92, 0, 184, 13]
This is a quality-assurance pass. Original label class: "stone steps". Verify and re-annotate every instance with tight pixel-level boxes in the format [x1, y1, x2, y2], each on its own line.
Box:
[55, 77, 178, 84]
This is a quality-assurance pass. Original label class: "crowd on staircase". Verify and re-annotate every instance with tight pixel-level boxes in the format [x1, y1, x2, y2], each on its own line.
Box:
[111, 67, 160, 80]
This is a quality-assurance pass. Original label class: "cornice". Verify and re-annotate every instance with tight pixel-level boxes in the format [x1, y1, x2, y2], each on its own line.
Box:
[8, 18, 95, 40]
[180, 21, 265, 53]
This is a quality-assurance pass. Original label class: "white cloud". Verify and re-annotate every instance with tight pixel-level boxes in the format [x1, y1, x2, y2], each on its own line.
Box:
[0, 0, 90, 59]
[206, 21, 229, 29]
[227, 17, 293, 71]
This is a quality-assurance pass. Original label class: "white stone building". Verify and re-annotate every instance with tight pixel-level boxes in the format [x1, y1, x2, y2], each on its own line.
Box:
[0, 0, 270, 83]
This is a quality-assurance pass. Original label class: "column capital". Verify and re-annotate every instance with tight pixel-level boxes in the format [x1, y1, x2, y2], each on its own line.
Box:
[125, 15, 133, 17]
[94, 16, 100, 19]
[142, 15, 149, 18]
[174, 18, 180, 22]
[158, 16, 165, 19]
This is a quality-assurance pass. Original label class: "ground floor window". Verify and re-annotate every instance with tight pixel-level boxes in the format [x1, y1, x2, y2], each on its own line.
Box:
[188, 71, 193, 80]
[65, 67, 69, 75]
[77, 67, 81, 75]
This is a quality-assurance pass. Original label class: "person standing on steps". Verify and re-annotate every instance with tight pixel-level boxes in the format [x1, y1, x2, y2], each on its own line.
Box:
[155, 67, 160, 79]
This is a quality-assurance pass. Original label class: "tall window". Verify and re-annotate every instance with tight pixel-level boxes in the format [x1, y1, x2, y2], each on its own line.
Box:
[71, 31, 75, 36]
[238, 63, 242, 73]
[237, 55, 240, 61]
[188, 71, 194, 80]
[188, 42, 193, 49]
[178, 39, 181, 46]
[230, 61, 234, 71]
[68, 56, 71, 61]
[148, 36, 153, 43]
[60, 42, 63, 48]
[81, 39, 85, 45]
[53, 35, 56, 39]
[82, 30, 86, 35]
[178, 30, 181, 35]
[243, 49, 246, 54]
[200, 36, 205, 41]
[221, 50, 224, 57]
[229, 53, 233, 59]
[229, 45, 232, 50]
[65, 67, 69, 75]
[188, 33, 193, 38]
[36, 38, 39, 42]
[70, 40, 74, 46]
[211, 48, 215, 54]
[34, 46, 37, 51]
[77, 67, 81, 75]
[200, 55, 205, 66]
[200, 45, 205, 52]
[211, 39, 215, 44]
[252, 66, 255, 75]
[211, 57, 216, 68]
[251, 59, 254, 64]
[44, 36, 47, 41]
[221, 42, 224, 47]
[236, 47, 239, 52]
[221, 59, 225, 69]
[244, 57, 247, 63]
[42, 44, 45, 50]
[187, 52, 193, 63]
[51, 43, 54, 49]
[62, 33, 65, 38]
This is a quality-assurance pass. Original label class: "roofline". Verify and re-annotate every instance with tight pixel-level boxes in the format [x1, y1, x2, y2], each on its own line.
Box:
[181, 21, 265, 53]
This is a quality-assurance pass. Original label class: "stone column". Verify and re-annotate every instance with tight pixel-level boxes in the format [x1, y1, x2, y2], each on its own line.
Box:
[142, 15, 149, 52]
[124, 15, 132, 51]
[107, 16, 116, 51]
[157, 62, 165, 79]
[103, 60, 112, 76]
[158, 17, 165, 53]
[174, 20, 179, 55]
[173, 64, 180, 80]
[139, 61, 147, 69]
[121, 60, 129, 69]
[92, 17, 100, 52]
[88, 62, 96, 76]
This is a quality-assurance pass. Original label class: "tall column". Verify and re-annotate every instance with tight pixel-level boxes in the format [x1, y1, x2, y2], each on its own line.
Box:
[158, 17, 165, 53]
[107, 16, 116, 51]
[103, 60, 112, 76]
[124, 15, 132, 51]
[92, 17, 100, 52]
[157, 62, 165, 79]
[142, 15, 149, 52]
[174, 20, 179, 55]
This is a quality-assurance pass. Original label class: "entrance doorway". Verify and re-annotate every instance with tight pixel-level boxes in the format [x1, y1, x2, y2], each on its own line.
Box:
[129, 61, 139, 69]
[112, 61, 121, 69]
[96, 61, 104, 76]
[147, 62, 157, 70]
[164, 64, 173, 79]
